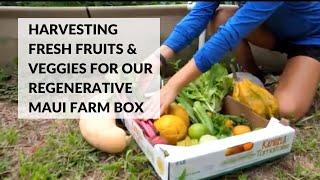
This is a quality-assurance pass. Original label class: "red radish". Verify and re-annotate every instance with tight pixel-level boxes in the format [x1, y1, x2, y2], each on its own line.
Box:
[135, 119, 144, 127]
[146, 120, 156, 131]
[136, 119, 157, 139]
[141, 121, 157, 138]
[135, 120, 168, 145]
[150, 136, 168, 145]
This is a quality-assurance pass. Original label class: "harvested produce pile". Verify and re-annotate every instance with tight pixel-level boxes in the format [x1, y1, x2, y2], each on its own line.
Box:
[175, 64, 251, 145]
[79, 63, 280, 152]
[136, 63, 280, 147]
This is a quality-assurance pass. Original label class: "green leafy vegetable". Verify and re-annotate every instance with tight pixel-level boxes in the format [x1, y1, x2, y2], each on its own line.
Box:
[210, 114, 232, 138]
[176, 92, 198, 123]
[223, 115, 248, 125]
[176, 63, 246, 137]
[193, 101, 215, 135]
[177, 63, 233, 113]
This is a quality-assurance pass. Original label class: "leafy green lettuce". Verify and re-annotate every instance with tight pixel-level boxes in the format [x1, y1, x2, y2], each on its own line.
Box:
[176, 63, 236, 137]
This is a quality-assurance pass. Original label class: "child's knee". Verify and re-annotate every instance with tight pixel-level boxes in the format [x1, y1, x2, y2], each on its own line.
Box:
[275, 92, 305, 122]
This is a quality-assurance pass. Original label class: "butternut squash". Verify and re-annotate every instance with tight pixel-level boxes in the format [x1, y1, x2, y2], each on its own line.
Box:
[79, 94, 131, 153]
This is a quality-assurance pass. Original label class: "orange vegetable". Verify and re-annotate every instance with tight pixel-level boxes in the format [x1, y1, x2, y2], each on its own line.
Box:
[225, 145, 244, 156]
[167, 102, 190, 127]
[243, 142, 254, 151]
[232, 125, 251, 136]
[224, 119, 234, 129]
[154, 115, 188, 145]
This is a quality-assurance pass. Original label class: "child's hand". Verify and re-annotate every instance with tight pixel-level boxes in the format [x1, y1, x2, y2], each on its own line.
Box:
[160, 83, 179, 115]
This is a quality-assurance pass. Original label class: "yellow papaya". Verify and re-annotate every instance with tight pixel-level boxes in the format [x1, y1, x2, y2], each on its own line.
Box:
[232, 79, 279, 119]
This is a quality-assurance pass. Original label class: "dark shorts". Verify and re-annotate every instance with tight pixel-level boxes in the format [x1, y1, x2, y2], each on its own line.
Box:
[273, 41, 320, 61]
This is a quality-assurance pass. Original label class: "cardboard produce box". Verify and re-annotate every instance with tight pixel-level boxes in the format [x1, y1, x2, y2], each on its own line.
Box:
[123, 96, 295, 180]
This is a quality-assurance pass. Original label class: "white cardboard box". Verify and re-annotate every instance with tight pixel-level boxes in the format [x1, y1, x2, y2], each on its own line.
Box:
[124, 97, 296, 180]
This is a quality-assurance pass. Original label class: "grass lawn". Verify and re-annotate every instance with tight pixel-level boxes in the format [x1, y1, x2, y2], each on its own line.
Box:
[0, 70, 319, 180]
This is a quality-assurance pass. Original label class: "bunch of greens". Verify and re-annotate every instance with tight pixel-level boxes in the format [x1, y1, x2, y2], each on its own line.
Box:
[176, 63, 245, 137]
